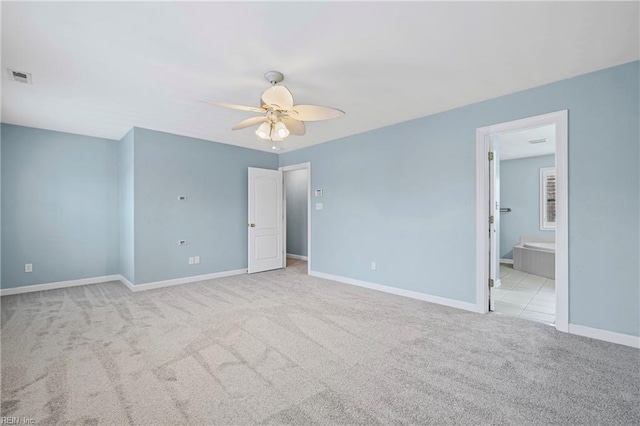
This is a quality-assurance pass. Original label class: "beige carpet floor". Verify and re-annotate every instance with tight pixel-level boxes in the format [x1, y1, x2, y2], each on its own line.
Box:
[1, 259, 639, 425]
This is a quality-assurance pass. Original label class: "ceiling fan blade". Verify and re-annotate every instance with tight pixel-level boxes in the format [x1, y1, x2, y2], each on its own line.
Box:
[282, 117, 306, 135]
[287, 104, 345, 121]
[232, 116, 267, 131]
[261, 86, 294, 109]
[202, 101, 264, 113]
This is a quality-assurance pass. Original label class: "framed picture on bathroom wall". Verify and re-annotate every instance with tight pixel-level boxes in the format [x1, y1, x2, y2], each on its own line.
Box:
[540, 167, 556, 230]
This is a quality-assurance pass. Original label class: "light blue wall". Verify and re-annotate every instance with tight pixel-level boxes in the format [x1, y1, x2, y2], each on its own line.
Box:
[0, 125, 278, 288]
[119, 129, 135, 283]
[132, 128, 278, 284]
[568, 63, 638, 336]
[285, 169, 308, 257]
[1, 124, 119, 288]
[0, 133, 2, 285]
[500, 155, 555, 259]
[280, 61, 640, 336]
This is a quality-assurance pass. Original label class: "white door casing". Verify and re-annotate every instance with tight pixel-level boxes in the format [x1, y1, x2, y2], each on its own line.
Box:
[248, 167, 283, 274]
[475, 110, 568, 332]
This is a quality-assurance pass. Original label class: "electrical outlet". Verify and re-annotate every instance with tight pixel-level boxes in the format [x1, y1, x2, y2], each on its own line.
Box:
[194, 256, 200, 264]
[371, 261, 376, 270]
[25, 263, 33, 273]
[178, 240, 187, 246]
[189, 257, 194, 265]
[178, 195, 187, 201]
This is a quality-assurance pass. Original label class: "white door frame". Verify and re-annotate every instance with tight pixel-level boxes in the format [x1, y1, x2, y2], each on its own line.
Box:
[279, 162, 311, 275]
[475, 110, 568, 332]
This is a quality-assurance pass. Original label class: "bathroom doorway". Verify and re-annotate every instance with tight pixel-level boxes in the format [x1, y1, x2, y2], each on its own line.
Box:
[493, 126, 557, 324]
[476, 111, 568, 332]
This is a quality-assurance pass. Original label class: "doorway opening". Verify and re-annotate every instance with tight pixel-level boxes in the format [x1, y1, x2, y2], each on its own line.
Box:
[493, 125, 557, 324]
[476, 111, 568, 332]
[281, 162, 311, 275]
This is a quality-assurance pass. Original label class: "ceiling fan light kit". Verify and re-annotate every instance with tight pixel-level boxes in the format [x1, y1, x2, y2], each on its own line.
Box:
[207, 71, 344, 145]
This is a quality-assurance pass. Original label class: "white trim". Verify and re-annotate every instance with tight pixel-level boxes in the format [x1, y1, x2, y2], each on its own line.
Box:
[119, 275, 135, 291]
[494, 279, 502, 288]
[124, 269, 247, 292]
[310, 271, 482, 313]
[569, 324, 640, 348]
[476, 110, 569, 332]
[286, 253, 308, 260]
[0, 275, 121, 296]
[555, 111, 569, 332]
[500, 258, 514, 265]
[280, 162, 311, 275]
[279, 162, 312, 173]
[0, 270, 249, 296]
[476, 133, 490, 313]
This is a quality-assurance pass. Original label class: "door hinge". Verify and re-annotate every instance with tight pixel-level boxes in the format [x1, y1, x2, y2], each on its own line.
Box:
[488, 152, 494, 161]
[489, 215, 494, 224]
[489, 278, 494, 288]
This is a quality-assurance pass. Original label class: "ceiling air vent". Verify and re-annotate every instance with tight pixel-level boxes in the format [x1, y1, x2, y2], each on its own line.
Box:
[6, 69, 32, 84]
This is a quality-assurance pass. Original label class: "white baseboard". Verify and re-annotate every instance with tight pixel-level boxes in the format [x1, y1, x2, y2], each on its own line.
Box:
[500, 258, 514, 264]
[310, 271, 481, 313]
[286, 254, 308, 261]
[568, 324, 640, 348]
[125, 269, 247, 292]
[119, 275, 135, 291]
[1, 270, 248, 296]
[0, 275, 121, 296]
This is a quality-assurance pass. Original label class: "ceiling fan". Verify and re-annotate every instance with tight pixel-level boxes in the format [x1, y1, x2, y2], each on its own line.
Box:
[207, 71, 344, 143]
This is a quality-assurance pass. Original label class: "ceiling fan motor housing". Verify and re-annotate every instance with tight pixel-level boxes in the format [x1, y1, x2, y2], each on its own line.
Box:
[264, 71, 284, 85]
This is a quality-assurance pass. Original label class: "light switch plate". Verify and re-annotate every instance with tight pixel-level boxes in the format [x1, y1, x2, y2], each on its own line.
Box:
[315, 203, 323, 210]
[315, 189, 323, 197]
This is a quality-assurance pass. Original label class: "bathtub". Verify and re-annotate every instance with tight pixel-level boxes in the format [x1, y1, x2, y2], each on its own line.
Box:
[514, 237, 555, 279]
[523, 241, 555, 252]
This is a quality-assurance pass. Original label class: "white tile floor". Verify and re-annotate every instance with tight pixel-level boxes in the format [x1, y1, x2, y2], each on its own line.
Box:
[492, 263, 555, 324]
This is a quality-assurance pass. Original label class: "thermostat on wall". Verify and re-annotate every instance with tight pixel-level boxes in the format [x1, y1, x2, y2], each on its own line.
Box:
[315, 189, 323, 197]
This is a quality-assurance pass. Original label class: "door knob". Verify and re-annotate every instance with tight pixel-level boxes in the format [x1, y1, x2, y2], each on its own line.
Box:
[249, 223, 256, 227]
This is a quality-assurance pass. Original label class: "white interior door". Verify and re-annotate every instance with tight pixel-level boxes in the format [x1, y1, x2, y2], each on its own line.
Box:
[488, 143, 499, 311]
[248, 167, 283, 274]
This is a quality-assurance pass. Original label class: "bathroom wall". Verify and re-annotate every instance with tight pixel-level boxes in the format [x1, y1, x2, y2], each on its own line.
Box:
[500, 154, 556, 259]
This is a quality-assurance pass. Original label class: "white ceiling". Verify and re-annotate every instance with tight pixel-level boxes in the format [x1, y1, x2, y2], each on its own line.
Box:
[498, 125, 556, 161]
[2, 2, 638, 152]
